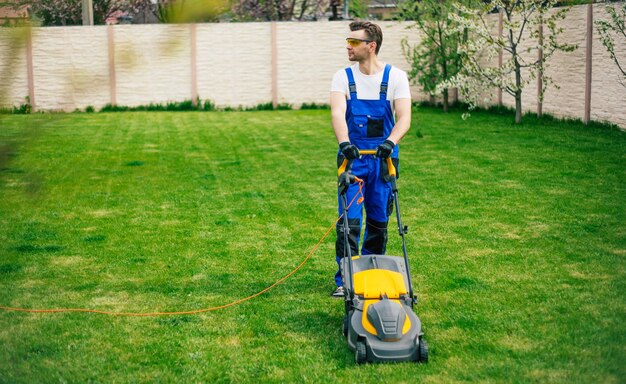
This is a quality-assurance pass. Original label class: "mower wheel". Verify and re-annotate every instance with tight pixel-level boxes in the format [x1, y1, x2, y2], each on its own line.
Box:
[355, 341, 367, 364]
[342, 315, 349, 337]
[417, 336, 429, 363]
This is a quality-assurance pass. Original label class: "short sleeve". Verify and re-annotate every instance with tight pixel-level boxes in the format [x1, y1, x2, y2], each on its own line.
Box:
[392, 68, 411, 100]
[331, 69, 348, 95]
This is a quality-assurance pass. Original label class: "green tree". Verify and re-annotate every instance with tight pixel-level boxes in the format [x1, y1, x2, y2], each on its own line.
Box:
[27, 0, 129, 25]
[349, 0, 369, 19]
[155, 0, 228, 23]
[444, 0, 577, 123]
[399, 0, 476, 112]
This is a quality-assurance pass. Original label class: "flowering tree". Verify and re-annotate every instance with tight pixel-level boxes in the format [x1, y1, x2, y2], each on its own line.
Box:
[444, 0, 577, 123]
[596, 2, 626, 88]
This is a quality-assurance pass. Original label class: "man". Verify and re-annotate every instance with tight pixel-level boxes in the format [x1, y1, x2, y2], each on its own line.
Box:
[330, 21, 412, 298]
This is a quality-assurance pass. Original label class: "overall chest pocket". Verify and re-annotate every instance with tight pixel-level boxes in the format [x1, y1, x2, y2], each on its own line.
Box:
[366, 117, 384, 137]
[350, 101, 387, 138]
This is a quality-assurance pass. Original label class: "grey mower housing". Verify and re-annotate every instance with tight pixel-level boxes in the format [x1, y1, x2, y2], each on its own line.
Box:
[341, 255, 426, 363]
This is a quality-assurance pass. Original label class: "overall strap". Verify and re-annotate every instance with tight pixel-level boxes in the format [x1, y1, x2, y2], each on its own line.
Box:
[345, 67, 357, 99]
[380, 64, 392, 100]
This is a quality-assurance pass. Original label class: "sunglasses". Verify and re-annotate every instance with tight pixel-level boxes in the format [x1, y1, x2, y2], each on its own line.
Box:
[346, 38, 373, 47]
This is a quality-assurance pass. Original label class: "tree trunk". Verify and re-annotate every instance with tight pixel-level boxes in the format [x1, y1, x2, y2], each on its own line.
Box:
[298, 0, 308, 20]
[441, 57, 449, 112]
[438, 21, 449, 113]
[507, 10, 523, 124]
[514, 59, 523, 124]
[515, 90, 522, 124]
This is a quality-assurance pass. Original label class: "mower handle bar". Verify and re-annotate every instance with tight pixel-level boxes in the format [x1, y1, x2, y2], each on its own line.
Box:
[337, 149, 397, 178]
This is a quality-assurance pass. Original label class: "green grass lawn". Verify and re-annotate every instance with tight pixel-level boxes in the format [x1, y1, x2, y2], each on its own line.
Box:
[0, 107, 624, 383]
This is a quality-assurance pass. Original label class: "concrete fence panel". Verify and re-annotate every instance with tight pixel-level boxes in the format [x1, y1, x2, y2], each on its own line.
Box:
[197, 22, 272, 107]
[591, 4, 626, 128]
[113, 24, 191, 108]
[32, 26, 110, 111]
[540, 5, 589, 122]
[276, 21, 348, 106]
[0, 28, 29, 106]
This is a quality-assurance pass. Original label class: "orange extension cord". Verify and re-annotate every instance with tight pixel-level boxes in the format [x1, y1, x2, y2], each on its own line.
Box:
[0, 180, 365, 317]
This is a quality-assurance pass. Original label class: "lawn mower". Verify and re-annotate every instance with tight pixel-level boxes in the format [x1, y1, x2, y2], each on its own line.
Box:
[338, 150, 428, 364]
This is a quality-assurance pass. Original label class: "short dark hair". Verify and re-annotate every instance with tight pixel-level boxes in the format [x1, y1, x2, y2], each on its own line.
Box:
[349, 21, 383, 55]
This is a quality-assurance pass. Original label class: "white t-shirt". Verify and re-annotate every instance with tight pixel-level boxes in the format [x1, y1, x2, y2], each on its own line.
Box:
[331, 63, 412, 106]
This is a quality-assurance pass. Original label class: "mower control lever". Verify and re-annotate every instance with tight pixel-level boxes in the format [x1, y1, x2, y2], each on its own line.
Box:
[338, 172, 359, 195]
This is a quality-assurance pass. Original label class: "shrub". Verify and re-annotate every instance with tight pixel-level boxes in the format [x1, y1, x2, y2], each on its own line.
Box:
[13, 97, 32, 114]
[300, 103, 329, 110]
[100, 104, 129, 112]
[203, 99, 216, 111]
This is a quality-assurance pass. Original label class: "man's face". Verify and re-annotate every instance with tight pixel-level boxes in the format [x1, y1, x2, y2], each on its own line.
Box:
[346, 29, 374, 62]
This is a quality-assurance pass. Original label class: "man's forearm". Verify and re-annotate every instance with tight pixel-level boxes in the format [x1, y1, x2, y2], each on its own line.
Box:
[387, 115, 411, 145]
[387, 98, 412, 145]
[332, 117, 350, 144]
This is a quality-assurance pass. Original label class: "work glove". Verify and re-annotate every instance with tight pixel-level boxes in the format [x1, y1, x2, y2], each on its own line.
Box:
[339, 141, 359, 160]
[376, 139, 395, 159]
[338, 171, 355, 195]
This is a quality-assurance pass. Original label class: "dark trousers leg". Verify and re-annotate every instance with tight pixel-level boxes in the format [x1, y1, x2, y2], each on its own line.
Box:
[334, 218, 361, 286]
[362, 218, 388, 255]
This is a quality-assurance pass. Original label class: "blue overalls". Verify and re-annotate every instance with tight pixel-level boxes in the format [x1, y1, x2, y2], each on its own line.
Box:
[335, 64, 399, 287]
